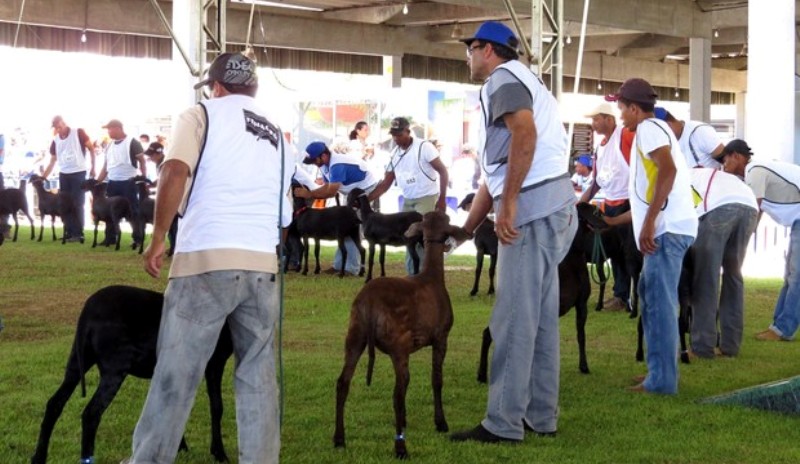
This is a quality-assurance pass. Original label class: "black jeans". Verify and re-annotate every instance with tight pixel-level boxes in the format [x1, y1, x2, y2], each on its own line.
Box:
[59, 171, 87, 238]
[604, 201, 633, 301]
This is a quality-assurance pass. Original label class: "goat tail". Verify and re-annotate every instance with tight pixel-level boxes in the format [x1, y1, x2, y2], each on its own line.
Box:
[366, 334, 376, 387]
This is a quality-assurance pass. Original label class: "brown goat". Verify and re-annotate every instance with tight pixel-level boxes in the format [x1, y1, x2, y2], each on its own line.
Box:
[333, 211, 470, 459]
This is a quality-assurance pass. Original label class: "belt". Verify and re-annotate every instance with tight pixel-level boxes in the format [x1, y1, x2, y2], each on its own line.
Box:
[604, 198, 628, 207]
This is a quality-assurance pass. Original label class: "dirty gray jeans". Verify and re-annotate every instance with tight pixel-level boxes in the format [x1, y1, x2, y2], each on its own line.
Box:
[129, 271, 281, 464]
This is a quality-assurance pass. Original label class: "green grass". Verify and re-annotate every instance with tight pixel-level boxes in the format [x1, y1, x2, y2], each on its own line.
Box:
[2, 226, 799, 463]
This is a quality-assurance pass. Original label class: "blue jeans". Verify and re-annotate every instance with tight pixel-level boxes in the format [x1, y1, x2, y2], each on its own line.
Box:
[771, 220, 800, 339]
[482, 204, 577, 439]
[639, 233, 693, 394]
[332, 238, 362, 274]
[130, 271, 280, 463]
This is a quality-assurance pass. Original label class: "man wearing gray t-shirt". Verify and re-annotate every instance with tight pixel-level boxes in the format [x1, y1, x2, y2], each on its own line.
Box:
[451, 21, 577, 444]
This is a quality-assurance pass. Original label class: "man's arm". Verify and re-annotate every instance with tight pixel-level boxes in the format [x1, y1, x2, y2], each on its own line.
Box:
[367, 171, 395, 203]
[462, 182, 493, 237]
[144, 159, 189, 277]
[96, 159, 109, 183]
[41, 154, 57, 179]
[136, 153, 147, 177]
[496, 108, 536, 245]
[294, 182, 342, 199]
[579, 179, 600, 203]
[638, 145, 676, 254]
[429, 157, 449, 212]
[80, 130, 96, 178]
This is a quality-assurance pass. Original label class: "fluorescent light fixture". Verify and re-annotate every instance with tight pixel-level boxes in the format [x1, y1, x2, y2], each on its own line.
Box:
[232, 0, 323, 12]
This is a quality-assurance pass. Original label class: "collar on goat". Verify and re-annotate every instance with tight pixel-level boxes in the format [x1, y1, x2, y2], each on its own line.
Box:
[293, 206, 308, 218]
[424, 238, 448, 244]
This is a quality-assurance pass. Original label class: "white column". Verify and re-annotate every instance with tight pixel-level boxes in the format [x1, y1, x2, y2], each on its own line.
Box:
[746, 0, 795, 162]
[689, 37, 711, 122]
[383, 55, 402, 88]
[736, 91, 746, 139]
[172, 0, 203, 110]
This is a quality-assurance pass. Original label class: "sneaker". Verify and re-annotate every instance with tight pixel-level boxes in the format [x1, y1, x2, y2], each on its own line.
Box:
[523, 421, 557, 437]
[755, 329, 785, 341]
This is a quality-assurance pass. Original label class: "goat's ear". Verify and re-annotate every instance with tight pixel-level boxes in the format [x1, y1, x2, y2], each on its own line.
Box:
[446, 225, 472, 242]
[404, 221, 423, 239]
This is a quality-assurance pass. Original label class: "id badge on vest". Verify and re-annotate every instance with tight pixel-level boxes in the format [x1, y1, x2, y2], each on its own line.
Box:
[399, 173, 416, 187]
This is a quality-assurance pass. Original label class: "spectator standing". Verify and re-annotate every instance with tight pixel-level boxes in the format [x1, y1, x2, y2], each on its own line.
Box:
[654, 107, 724, 169]
[127, 52, 290, 464]
[571, 154, 593, 193]
[348, 121, 372, 160]
[368, 116, 449, 274]
[688, 167, 758, 357]
[42, 116, 96, 243]
[605, 78, 697, 394]
[96, 119, 146, 248]
[449, 21, 577, 443]
[720, 139, 800, 342]
[579, 102, 634, 311]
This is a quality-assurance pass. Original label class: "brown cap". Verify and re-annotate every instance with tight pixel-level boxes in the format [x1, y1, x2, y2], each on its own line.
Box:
[389, 117, 410, 135]
[144, 142, 164, 156]
[717, 139, 753, 161]
[102, 119, 123, 129]
[605, 78, 658, 105]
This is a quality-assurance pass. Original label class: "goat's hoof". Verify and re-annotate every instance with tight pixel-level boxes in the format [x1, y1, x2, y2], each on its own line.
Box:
[628, 312, 638, 319]
[436, 421, 449, 433]
[469, 290, 478, 297]
[333, 435, 345, 448]
[680, 353, 691, 364]
[476, 374, 487, 384]
[210, 448, 229, 463]
[579, 365, 590, 374]
[487, 289, 495, 295]
[635, 353, 644, 362]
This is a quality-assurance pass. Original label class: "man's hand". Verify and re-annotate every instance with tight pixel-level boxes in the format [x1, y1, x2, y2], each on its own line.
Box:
[495, 201, 519, 245]
[143, 236, 167, 278]
[435, 196, 447, 212]
[638, 218, 657, 255]
[293, 187, 309, 199]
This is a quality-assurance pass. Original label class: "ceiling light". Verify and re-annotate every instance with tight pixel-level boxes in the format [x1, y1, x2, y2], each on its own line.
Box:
[231, 0, 323, 12]
[451, 23, 463, 39]
[597, 82, 602, 90]
[566, 35, 572, 45]
[674, 89, 680, 98]
[403, 3, 408, 15]
[80, 30, 87, 43]
[713, 29, 719, 38]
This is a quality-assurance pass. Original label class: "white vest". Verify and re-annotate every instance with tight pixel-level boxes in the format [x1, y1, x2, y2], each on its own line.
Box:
[53, 129, 87, 174]
[177, 94, 292, 254]
[690, 167, 757, 217]
[105, 136, 138, 181]
[746, 160, 800, 227]
[594, 125, 630, 201]
[388, 137, 440, 199]
[479, 60, 568, 198]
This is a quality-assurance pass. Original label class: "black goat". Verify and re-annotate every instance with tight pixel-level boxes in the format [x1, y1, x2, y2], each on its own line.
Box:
[133, 176, 154, 254]
[291, 184, 365, 277]
[29, 175, 76, 243]
[346, 187, 422, 282]
[458, 193, 498, 296]
[81, 179, 133, 251]
[0, 179, 35, 244]
[477, 205, 603, 380]
[31, 285, 232, 464]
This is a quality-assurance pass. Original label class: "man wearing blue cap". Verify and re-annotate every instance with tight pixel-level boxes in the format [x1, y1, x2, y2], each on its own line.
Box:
[571, 154, 593, 193]
[452, 21, 577, 444]
[296, 140, 378, 275]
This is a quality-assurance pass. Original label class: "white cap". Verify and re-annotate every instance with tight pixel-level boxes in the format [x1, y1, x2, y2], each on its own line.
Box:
[584, 102, 617, 118]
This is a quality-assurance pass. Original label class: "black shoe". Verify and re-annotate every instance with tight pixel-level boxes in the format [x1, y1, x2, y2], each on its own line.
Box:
[450, 424, 519, 443]
[523, 421, 557, 437]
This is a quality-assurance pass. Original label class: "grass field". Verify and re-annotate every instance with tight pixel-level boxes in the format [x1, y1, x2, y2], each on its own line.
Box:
[1, 226, 799, 464]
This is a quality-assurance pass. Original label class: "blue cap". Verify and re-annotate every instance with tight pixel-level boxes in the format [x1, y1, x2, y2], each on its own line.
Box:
[574, 154, 593, 168]
[303, 141, 328, 164]
[461, 21, 519, 50]
[654, 107, 668, 121]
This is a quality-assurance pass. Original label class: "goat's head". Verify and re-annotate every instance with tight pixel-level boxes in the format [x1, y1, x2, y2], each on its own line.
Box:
[291, 181, 313, 210]
[576, 202, 608, 230]
[29, 174, 46, 187]
[80, 178, 106, 194]
[346, 188, 367, 209]
[404, 211, 471, 244]
[458, 193, 475, 212]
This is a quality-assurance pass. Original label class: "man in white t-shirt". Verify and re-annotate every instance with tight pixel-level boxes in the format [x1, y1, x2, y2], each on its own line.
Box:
[654, 107, 724, 169]
[605, 78, 697, 394]
[368, 116, 449, 274]
[689, 167, 758, 358]
[720, 139, 800, 342]
[571, 154, 593, 193]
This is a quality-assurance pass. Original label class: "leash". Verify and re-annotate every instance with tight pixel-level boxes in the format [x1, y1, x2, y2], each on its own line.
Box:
[589, 231, 611, 285]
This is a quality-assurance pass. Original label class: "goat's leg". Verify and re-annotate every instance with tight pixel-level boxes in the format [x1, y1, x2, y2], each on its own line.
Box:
[31, 355, 88, 464]
[594, 265, 607, 311]
[378, 244, 387, 277]
[408, 242, 420, 275]
[11, 214, 19, 241]
[92, 222, 99, 248]
[314, 238, 322, 274]
[301, 237, 309, 275]
[37, 216, 45, 242]
[333, 334, 367, 449]
[80, 372, 128, 461]
[51, 215, 57, 241]
[488, 253, 497, 295]
[336, 237, 347, 278]
[635, 316, 644, 362]
[678, 304, 692, 364]
[25, 208, 35, 240]
[391, 354, 411, 459]
[470, 251, 484, 296]
[113, 218, 122, 251]
[431, 340, 449, 433]
[477, 327, 492, 383]
[575, 302, 590, 374]
[204, 335, 231, 462]
[352, 232, 366, 277]
[366, 242, 376, 282]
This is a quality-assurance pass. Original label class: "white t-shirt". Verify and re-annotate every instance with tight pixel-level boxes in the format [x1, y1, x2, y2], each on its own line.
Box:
[679, 120, 722, 169]
[690, 167, 758, 217]
[386, 137, 440, 199]
[594, 125, 630, 201]
[629, 118, 698, 249]
[746, 159, 800, 227]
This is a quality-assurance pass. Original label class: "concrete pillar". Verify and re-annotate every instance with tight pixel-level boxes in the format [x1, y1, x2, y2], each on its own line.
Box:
[736, 91, 746, 139]
[384, 55, 402, 88]
[689, 37, 711, 122]
[172, 0, 203, 109]
[746, 0, 795, 162]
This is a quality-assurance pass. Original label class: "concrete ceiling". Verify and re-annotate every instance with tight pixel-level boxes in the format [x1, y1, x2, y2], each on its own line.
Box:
[0, 0, 790, 93]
